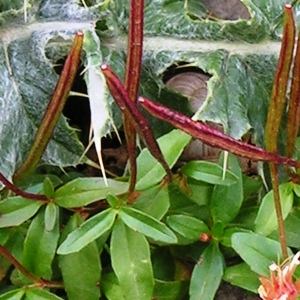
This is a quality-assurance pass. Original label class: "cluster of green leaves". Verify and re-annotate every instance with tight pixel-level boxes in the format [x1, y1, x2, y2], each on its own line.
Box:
[1, 128, 300, 300]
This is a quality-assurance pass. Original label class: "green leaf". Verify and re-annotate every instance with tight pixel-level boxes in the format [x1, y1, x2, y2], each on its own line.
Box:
[153, 279, 189, 300]
[242, 174, 263, 200]
[106, 193, 121, 208]
[223, 263, 260, 293]
[0, 289, 24, 300]
[57, 208, 116, 254]
[255, 182, 293, 236]
[25, 288, 64, 300]
[1, 0, 300, 190]
[189, 243, 224, 300]
[58, 214, 101, 300]
[293, 183, 300, 197]
[43, 177, 55, 198]
[269, 209, 300, 248]
[0, 197, 44, 228]
[22, 207, 60, 279]
[166, 214, 210, 243]
[0, 228, 10, 244]
[119, 207, 177, 244]
[181, 160, 238, 186]
[185, 180, 213, 206]
[133, 184, 169, 220]
[220, 227, 251, 248]
[231, 232, 293, 276]
[138, 0, 291, 42]
[44, 202, 59, 232]
[54, 178, 128, 208]
[211, 154, 243, 225]
[111, 218, 154, 300]
[136, 129, 191, 190]
[101, 272, 126, 300]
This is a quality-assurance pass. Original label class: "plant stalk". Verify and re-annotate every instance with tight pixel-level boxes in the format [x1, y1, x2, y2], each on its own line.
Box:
[138, 96, 300, 168]
[269, 164, 288, 259]
[101, 64, 173, 183]
[123, 0, 144, 194]
[0, 244, 41, 283]
[265, 5, 295, 258]
[13, 32, 84, 184]
[0, 171, 47, 201]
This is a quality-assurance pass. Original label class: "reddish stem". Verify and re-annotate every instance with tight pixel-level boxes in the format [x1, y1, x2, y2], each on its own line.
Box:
[0, 171, 47, 201]
[286, 22, 300, 159]
[13, 32, 84, 184]
[123, 0, 144, 194]
[265, 5, 295, 259]
[125, 0, 144, 100]
[0, 244, 64, 288]
[265, 5, 295, 153]
[269, 164, 288, 259]
[0, 244, 42, 283]
[101, 64, 173, 183]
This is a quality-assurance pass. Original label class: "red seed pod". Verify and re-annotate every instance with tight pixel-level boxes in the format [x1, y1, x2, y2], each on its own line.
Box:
[199, 233, 211, 242]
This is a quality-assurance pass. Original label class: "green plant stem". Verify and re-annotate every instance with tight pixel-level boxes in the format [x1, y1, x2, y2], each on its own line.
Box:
[123, 0, 144, 194]
[13, 32, 84, 184]
[269, 164, 288, 259]
[0, 171, 47, 201]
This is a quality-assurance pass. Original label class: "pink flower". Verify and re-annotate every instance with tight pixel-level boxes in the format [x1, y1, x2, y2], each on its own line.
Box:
[258, 252, 300, 300]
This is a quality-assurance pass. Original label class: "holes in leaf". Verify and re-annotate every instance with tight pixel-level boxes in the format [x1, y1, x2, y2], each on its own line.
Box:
[200, 0, 251, 21]
[162, 62, 211, 113]
[186, 0, 251, 21]
[52, 58, 91, 146]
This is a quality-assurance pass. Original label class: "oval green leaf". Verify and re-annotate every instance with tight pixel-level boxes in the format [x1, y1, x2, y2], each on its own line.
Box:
[136, 129, 191, 190]
[58, 214, 101, 300]
[101, 272, 126, 300]
[166, 214, 210, 242]
[255, 182, 293, 236]
[133, 184, 169, 220]
[0, 289, 25, 300]
[181, 160, 238, 186]
[44, 202, 59, 232]
[22, 208, 60, 279]
[189, 244, 224, 300]
[119, 207, 177, 244]
[111, 218, 154, 300]
[43, 177, 55, 198]
[25, 288, 64, 300]
[54, 178, 129, 208]
[0, 197, 44, 228]
[232, 232, 293, 276]
[223, 263, 260, 293]
[211, 154, 243, 225]
[57, 208, 116, 255]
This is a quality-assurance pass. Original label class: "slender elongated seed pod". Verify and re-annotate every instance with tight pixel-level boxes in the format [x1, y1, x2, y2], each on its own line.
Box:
[138, 96, 300, 168]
